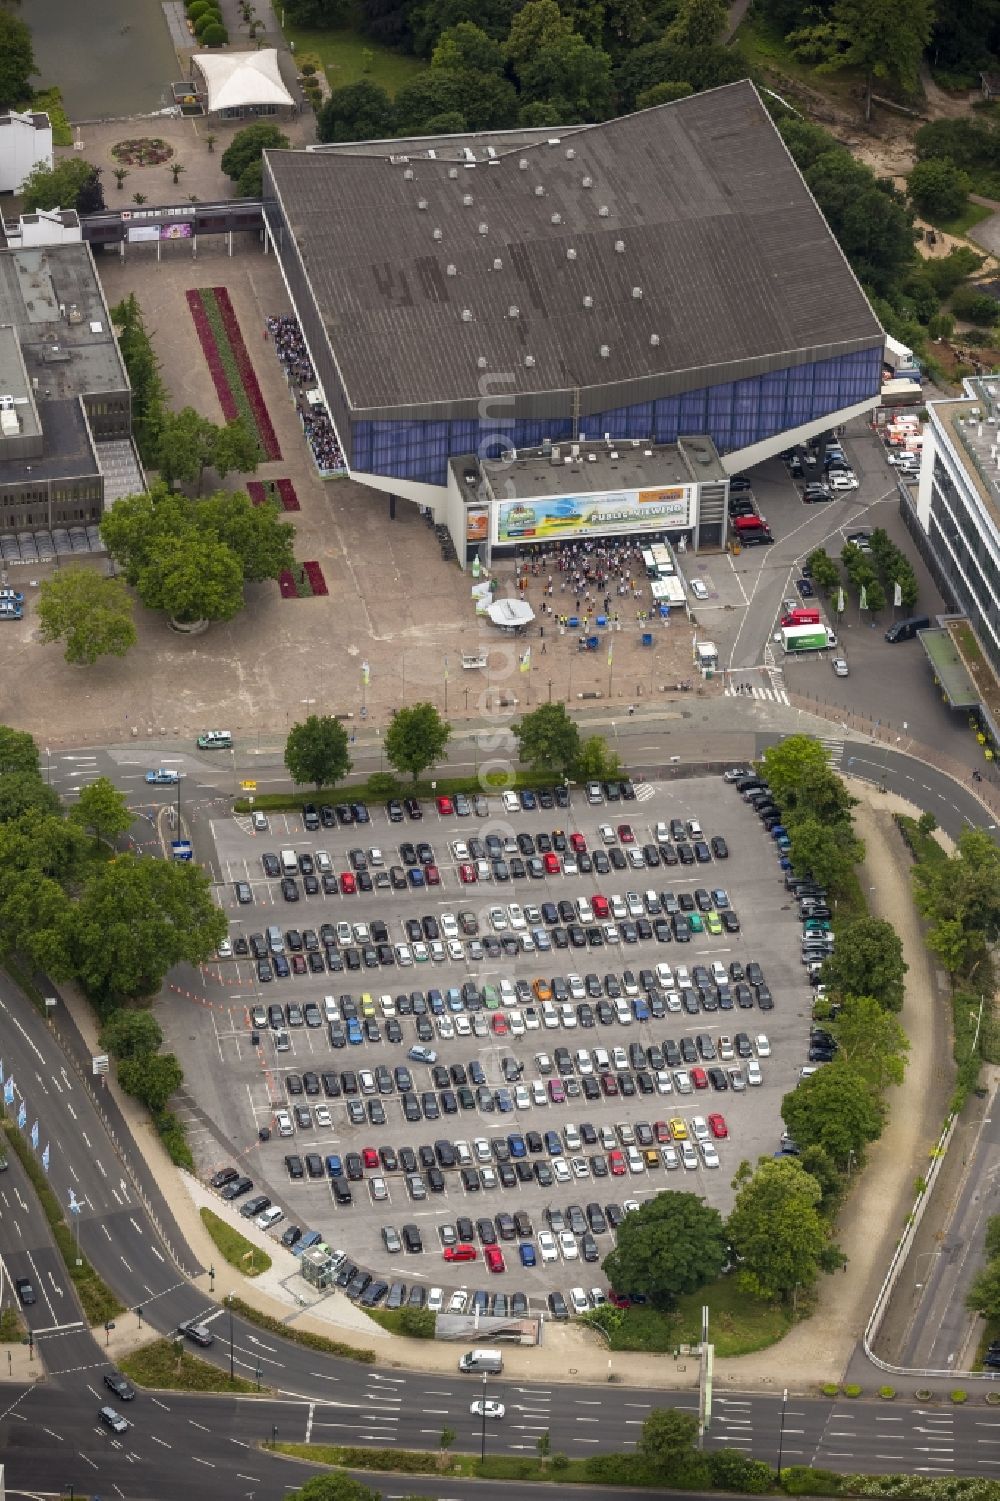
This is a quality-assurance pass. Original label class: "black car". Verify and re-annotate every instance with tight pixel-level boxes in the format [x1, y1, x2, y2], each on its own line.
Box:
[261, 853, 280, 878]
[548, 1290, 569, 1320]
[210, 1165, 238, 1189]
[220, 1175, 253, 1200]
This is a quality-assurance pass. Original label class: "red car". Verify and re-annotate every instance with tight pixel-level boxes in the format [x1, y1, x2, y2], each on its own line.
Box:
[592, 894, 610, 919]
[690, 1067, 709, 1091]
[708, 1113, 728, 1139]
[653, 1120, 671, 1143]
[443, 1243, 477, 1263]
[491, 1014, 508, 1035]
[484, 1245, 506, 1274]
[548, 1078, 565, 1103]
[570, 832, 587, 853]
[617, 823, 635, 844]
[425, 864, 440, 886]
[459, 864, 477, 884]
[608, 1289, 631, 1309]
[608, 1148, 627, 1176]
[291, 954, 307, 974]
[436, 795, 454, 815]
[600, 1074, 619, 1096]
[362, 1147, 379, 1169]
[339, 871, 356, 895]
[543, 851, 560, 874]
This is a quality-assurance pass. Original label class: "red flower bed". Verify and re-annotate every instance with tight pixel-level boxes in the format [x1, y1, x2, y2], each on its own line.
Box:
[276, 478, 300, 512]
[278, 570, 298, 599]
[303, 561, 328, 596]
[247, 481, 267, 506]
[186, 289, 238, 422]
[212, 287, 281, 461]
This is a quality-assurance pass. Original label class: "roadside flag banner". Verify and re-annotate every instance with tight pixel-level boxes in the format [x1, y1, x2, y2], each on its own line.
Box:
[30, 1120, 39, 1150]
[836, 587, 845, 614]
[17, 1100, 26, 1130]
[444, 659, 450, 682]
[520, 647, 531, 674]
[894, 581, 903, 607]
[0, 1059, 4, 1085]
[41, 1142, 50, 1172]
[859, 584, 868, 611]
[607, 640, 613, 668]
[361, 661, 370, 686]
[3, 1077, 14, 1106]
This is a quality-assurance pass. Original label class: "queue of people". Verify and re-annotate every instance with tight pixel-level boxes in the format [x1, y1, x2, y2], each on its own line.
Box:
[266, 313, 346, 475]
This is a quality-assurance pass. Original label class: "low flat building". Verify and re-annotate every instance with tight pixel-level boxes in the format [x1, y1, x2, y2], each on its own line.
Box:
[0, 109, 52, 195]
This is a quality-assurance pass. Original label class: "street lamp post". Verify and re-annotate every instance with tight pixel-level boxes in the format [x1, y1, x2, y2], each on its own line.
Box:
[271, 1424, 278, 1450]
[227, 1293, 235, 1381]
[136, 1305, 143, 1329]
[256, 1360, 262, 1392]
[480, 1373, 487, 1462]
[209, 1263, 216, 1294]
[776, 1387, 789, 1483]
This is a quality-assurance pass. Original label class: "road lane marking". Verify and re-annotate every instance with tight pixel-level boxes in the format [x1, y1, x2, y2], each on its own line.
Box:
[150, 1434, 171, 1447]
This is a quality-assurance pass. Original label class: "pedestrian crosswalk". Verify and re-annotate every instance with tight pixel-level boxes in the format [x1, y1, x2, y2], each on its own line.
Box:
[817, 736, 845, 767]
[724, 678, 790, 706]
[634, 783, 655, 802]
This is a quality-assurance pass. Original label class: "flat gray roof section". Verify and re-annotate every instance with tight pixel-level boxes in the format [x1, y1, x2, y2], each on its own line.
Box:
[0, 397, 98, 484]
[918, 627, 981, 710]
[0, 324, 41, 440]
[0, 243, 127, 402]
[267, 80, 883, 413]
[458, 435, 724, 501]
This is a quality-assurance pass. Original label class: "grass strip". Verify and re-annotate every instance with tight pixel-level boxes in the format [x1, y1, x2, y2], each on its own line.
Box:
[584, 1276, 794, 1356]
[0, 1304, 23, 1341]
[1, 1120, 123, 1327]
[235, 771, 545, 814]
[271, 1443, 657, 1485]
[32, 87, 72, 145]
[120, 1338, 260, 1393]
[225, 1294, 373, 1363]
[364, 1306, 435, 1338]
[200, 1207, 271, 1277]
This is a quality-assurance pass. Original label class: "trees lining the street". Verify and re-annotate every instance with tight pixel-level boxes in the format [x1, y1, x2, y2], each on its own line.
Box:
[780, 1063, 884, 1168]
[513, 702, 580, 780]
[913, 827, 1000, 979]
[70, 776, 133, 848]
[820, 916, 908, 1013]
[384, 703, 452, 783]
[727, 1156, 837, 1302]
[285, 715, 352, 790]
[38, 568, 137, 666]
[602, 1191, 728, 1307]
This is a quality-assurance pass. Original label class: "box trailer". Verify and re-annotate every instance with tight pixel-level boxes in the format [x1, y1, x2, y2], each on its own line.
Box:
[781, 608, 820, 627]
[880, 378, 923, 407]
[780, 625, 830, 653]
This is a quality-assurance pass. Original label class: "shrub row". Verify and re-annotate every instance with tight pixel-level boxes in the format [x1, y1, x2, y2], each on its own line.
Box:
[225, 1294, 373, 1362]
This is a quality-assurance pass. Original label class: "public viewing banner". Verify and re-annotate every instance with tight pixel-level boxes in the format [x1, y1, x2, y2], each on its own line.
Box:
[127, 225, 160, 243]
[494, 487, 693, 544]
[160, 222, 193, 240]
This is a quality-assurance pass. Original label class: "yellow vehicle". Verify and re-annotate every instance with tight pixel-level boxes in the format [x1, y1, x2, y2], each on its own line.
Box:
[669, 1118, 688, 1140]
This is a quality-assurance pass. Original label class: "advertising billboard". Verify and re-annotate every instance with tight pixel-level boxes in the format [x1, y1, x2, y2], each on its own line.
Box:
[160, 221, 193, 240]
[466, 508, 489, 544]
[494, 487, 693, 545]
[126, 225, 160, 243]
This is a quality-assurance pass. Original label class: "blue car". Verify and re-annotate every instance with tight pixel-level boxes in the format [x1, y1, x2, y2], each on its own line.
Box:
[346, 1019, 363, 1045]
[519, 1242, 537, 1267]
[326, 1154, 343, 1178]
[632, 997, 650, 1021]
[145, 768, 180, 785]
[292, 1230, 322, 1257]
[408, 868, 425, 888]
[496, 1088, 513, 1113]
[507, 1133, 526, 1159]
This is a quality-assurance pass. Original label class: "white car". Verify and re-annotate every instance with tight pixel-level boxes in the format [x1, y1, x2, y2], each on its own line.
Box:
[314, 1104, 333, 1128]
[627, 1146, 645, 1174]
[625, 892, 643, 920]
[474, 1138, 491, 1162]
[411, 941, 429, 963]
[747, 1059, 763, 1086]
[315, 850, 333, 874]
[368, 848, 383, 867]
[623, 1199, 641, 1215]
[489, 906, 508, 932]
[656, 1070, 673, 1094]
[514, 1083, 531, 1109]
[675, 965, 691, 988]
[396, 943, 413, 967]
[541, 1004, 560, 1030]
[700, 1142, 720, 1169]
[610, 895, 628, 920]
[661, 1144, 680, 1170]
[531, 1080, 547, 1106]
[690, 578, 709, 600]
[274, 1109, 293, 1137]
[552, 1159, 571, 1183]
[559, 1230, 579, 1260]
[509, 1013, 526, 1038]
[454, 1015, 472, 1036]
[217, 939, 233, 959]
[656, 962, 674, 988]
[674, 1070, 693, 1094]
[448, 1290, 469, 1314]
[538, 1230, 559, 1263]
[612, 1046, 628, 1071]
[500, 979, 518, 1007]
[257, 1205, 284, 1230]
[567, 974, 586, 1001]
[447, 939, 465, 962]
[437, 1017, 454, 1039]
[369, 1176, 389, 1202]
[502, 791, 520, 813]
[523, 1009, 541, 1031]
[508, 904, 526, 931]
[603, 922, 621, 945]
[559, 1003, 577, 1030]
[680, 1141, 699, 1170]
[690, 1116, 710, 1143]
[379, 994, 396, 1016]
[570, 1156, 590, 1179]
[471, 1400, 505, 1419]
[481, 1165, 498, 1190]
[427, 1286, 444, 1313]
[829, 470, 859, 490]
[440, 912, 459, 939]
[832, 658, 849, 677]
[569, 1287, 590, 1315]
[756, 1034, 771, 1057]
[575, 1050, 594, 1076]
[336, 921, 353, 945]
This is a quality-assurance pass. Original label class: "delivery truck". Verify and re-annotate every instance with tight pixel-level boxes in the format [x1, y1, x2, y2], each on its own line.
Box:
[780, 624, 831, 654]
[780, 607, 820, 628]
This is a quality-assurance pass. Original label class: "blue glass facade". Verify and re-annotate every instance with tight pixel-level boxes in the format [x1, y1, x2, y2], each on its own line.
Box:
[351, 347, 883, 486]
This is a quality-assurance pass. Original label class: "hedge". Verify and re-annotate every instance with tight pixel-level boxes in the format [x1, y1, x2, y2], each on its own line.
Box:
[225, 1294, 373, 1362]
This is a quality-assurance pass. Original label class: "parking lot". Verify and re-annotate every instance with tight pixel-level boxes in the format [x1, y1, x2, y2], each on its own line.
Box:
[162, 774, 813, 1317]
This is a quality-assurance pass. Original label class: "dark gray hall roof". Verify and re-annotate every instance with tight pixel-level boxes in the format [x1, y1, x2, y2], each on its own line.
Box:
[265, 80, 883, 414]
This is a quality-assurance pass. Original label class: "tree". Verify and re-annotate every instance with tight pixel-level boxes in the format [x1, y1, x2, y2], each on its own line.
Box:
[603, 1191, 728, 1307]
[666, 0, 728, 48]
[781, 1064, 884, 1166]
[515, 31, 614, 119]
[572, 735, 623, 783]
[384, 703, 452, 783]
[19, 156, 102, 212]
[99, 1009, 164, 1060]
[760, 735, 855, 824]
[789, 816, 864, 892]
[284, 715, 352, 790]
[110, 295, 167, 464]
[827, 995, 909, 1090]
[805, 549, 842, 595]
[70, 776, 133, 848]
[210, 418, 260, 481]
[0, 771, 62, 825]
[821, 0, 935, 121]
[197, 491, 295, 582]
[0, 10, 36, 109]
[317, 81, 396, 143]
[908, 157, 971, 221]
[220, 123, 291, 185]
[118, 1050, 184, 1112]
[967, 1256, 1000, 1321]
[913, 828, 1000, 978]
[282, 0, 348, 20]
[432, 21, 505, 73]
[63, 855, 227, 1006]
[288, 1475, 381, 1501]
[513, 703, 580, 780]
[820, 917, 907, 1012]
[393, 72, 469, 133]
[985, 1214, 1000, 1263]
[139, 531, 245, 625]
[0, 727, 40, 778]
[38, 568, 136, 666]
[440, 1425, 457, 1450]
[639, 1407, 698, 1471]
[863, 579, 886, 615]
[636, 80, 694, 107]
[727, 1157, 831, 1301]
[236, 159, 264, 198]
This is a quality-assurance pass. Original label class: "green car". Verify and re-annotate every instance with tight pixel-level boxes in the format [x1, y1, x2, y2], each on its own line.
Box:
[482, 984, 501, 1010]
[688, 913, 704, 933]
[705, 911, 723, 935]
[803, 919, 831, 932]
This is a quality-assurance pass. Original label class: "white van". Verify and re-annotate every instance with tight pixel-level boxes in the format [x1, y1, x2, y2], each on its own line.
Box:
[459, 1348, 504, 1374]
[323, 996, 338, 1022]
[197, 730, 232, 750]
[280, 849, 298, 876]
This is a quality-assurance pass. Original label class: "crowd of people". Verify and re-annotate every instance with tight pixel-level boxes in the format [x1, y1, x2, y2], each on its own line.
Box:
[265, 313, 346, 475]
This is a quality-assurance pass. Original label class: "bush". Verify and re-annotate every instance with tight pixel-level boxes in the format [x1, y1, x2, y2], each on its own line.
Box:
[584, 1454, 653, 1485]
[907, 157, 971, 220]
[155, 1109, 193, 1169]
[951, 1388, 968, 1402]
[187, 0, 213, 14]
[193, 7, 222, 30]
[879, 1385, 896, 1399]
[201, 21, 228, 43]
[951, 286, 1000, 325]
[199, 1207, 271, 1276]
[821, 1382, 840, 1397]
[224, 1295, 373, 1361]
[780, 1465, 844, 1495]
[844, 1384, 862, 1397]
[708, 1449, 774, 1491]
[550, 1453, 570, 1471]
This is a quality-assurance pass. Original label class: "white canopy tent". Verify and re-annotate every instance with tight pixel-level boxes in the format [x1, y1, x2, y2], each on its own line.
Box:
[192, 50, 294, 115]
[486, 598, 535, 632]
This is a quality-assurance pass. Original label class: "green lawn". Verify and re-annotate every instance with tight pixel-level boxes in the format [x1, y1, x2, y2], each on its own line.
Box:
[928, 200, 995, 238]
[285, 7, 426, 98]
[732, 14, 863, 104]
[199, 1207, 271, 1278]
[119, 1338, 260, 1393]
[599, 1277, 794, 1357]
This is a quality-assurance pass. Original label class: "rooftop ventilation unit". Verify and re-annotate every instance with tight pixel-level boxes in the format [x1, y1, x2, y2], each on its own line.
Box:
[650, 333, 660, 346]
[534, 185, 545, 196]
[582, 295, 593, 308]
[428, 149, 437, 159]
[588, 453, 598, 462]
[446, 263, 457, 276]
[551, 212, 562, 224]
[417, 198, 428, 210]
[600, 345, 610, 358]
[519, 158, 529, 170]
[509, 305, 519, 317]
[464, 147, 476, 163]
[525, 354, 535, 367]
[550, 446, 561, 464]
[615, 240, 625, 253]
[547, 138, 560, 146]
[461, 308, 473, 321]
[487, 146, 497, 160]
[493, 257, 503, 270]
[477, 355, 488, 368]
[433, 228, 443, 240]
[565, 148, 576, 159]
[582, 176, 592, 187]
[403, 168, 414, 180]
[478, 222, 488, 234]
[599, 205, 609, 217]
[610, 449, 619, 460]
[449, 167, 458, 179]
[644, 449, 653, 458]
[566, 248, 577, 260]
[462, 193, 473, 206]
[632, 286, 642, 299]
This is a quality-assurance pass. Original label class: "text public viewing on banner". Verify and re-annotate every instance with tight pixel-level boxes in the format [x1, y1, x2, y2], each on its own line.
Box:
[494, 488, 693, 544]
